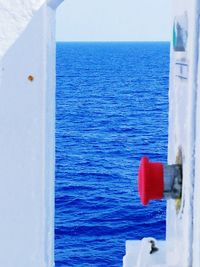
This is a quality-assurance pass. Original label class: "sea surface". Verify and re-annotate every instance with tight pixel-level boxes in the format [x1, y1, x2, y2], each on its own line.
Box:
[55, 42, 169, 267]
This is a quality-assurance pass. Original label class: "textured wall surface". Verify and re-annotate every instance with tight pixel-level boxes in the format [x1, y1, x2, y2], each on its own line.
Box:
[168, 0, 200, 266]
[0, 1, 62, 266]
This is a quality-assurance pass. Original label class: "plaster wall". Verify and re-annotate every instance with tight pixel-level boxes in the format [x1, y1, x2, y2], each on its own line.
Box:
[167, 0, 200, 266]
[0, 1, 62, 266]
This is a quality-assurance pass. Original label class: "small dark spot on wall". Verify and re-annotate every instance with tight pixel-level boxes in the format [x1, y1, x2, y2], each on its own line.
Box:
[28, 75, 34, 82]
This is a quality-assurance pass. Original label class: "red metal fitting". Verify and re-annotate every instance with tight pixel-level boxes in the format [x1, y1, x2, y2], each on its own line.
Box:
[138, 157, 164, 205]
[138, 156, 182, 205]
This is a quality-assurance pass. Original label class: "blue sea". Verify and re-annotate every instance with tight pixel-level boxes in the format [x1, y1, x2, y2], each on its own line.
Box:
[55, 42, 169, 267]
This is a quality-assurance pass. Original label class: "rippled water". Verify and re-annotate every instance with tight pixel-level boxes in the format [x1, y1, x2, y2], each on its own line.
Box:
[55, 42, 169, 267]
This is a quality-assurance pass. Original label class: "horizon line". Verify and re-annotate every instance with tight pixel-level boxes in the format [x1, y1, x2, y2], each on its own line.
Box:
[56, 40, 170, 43]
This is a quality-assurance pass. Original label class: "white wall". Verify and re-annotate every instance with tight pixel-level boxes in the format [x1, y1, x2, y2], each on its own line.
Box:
[0, 1, 62, 266]
[167, 0, 200, 266]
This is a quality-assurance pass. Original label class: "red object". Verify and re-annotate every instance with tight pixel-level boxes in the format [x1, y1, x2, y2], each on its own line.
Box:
[138, 156, 164, 205]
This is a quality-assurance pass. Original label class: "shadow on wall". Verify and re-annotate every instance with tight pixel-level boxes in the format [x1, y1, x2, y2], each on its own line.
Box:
[0, 0, 63, 60]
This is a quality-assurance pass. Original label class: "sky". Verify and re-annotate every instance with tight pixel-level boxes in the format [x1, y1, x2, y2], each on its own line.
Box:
[56, 0, 172, 42]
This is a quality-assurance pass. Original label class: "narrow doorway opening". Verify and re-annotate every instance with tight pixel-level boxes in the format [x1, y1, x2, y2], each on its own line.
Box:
[55, 1, 171, 266]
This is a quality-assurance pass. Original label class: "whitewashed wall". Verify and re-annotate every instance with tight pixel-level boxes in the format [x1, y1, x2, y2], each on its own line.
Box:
[0, 1, 62, 266]
[167, 0, 200, 266]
